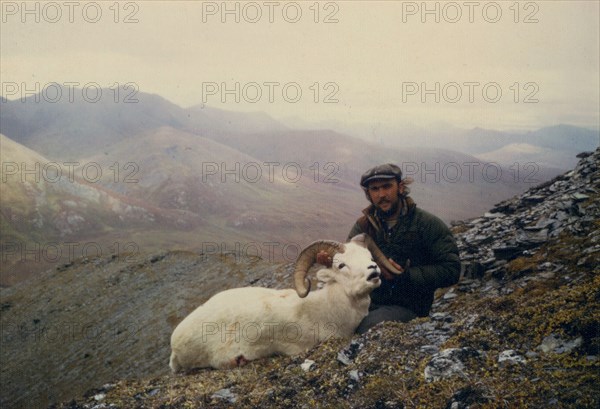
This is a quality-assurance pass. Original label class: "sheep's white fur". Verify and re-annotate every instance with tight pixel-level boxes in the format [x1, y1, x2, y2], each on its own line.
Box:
[169, 238, 381, 371]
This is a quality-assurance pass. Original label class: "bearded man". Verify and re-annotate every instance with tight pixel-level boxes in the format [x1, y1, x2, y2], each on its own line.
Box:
[347, 163, 460, 334]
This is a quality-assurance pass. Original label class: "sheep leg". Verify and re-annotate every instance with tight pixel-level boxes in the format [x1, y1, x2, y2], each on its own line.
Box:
[229, 354, 249, 367]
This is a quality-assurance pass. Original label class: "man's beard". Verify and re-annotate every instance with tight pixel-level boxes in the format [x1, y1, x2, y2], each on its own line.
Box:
[377, 200, 399, 218]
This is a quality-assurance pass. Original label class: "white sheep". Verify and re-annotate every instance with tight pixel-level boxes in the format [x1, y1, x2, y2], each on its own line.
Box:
[169, 234, 401, 371]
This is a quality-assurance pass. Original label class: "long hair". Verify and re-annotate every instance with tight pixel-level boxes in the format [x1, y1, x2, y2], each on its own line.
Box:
[399, 177, 414, 197]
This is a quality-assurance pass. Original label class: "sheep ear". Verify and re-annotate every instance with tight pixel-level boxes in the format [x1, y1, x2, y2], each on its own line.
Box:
[350, 233, 368, 248]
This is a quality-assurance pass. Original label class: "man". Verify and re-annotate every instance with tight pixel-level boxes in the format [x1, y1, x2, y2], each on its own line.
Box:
[346, 163, 460, 334]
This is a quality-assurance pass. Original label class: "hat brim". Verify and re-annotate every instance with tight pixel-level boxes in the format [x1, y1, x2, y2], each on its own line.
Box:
[361, 174, 397, 187]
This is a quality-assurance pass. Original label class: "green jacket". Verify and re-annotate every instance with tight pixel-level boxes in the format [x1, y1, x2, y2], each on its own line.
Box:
[348, 200, 460, 316]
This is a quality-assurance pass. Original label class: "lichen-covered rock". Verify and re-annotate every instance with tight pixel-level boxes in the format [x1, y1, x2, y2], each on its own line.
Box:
[538, 334, 583, 355]
[498, 349, 527, 365]
[424, 348, 481, 382]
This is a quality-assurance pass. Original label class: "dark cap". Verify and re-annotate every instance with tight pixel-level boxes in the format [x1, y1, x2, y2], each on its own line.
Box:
[360, 163, 403, 188]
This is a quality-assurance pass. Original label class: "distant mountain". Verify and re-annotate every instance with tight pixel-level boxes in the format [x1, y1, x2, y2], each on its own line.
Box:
[521, 124, 600, 152]
[0, 88, 578, 284]
[186, 104, 289, 135]
[304, 121, 599, 171]
[475, 143, 570, 170]
[0, 88, 192, 160]
[0, 88, 289, 160]
[4, 87, 596, 169]
[0, 131, 363, 284]
[467, 125, 599, 169]
[0, 127, 540, 285]
[0, 134, 203, 285]
[194, 128, 556, 217]
[79, 124, 539, 228]
[76, 125, 362, 242]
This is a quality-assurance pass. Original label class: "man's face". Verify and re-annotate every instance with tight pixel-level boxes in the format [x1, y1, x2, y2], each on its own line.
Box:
[367, 179, 403, 214]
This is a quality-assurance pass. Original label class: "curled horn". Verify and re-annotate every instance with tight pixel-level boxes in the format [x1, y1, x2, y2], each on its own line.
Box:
[294, 240, 345, 298]
[353, 234, 403, 275]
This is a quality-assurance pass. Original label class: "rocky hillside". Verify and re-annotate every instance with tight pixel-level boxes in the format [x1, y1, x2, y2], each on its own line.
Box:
[1, 150, 598, 409]
[0, 134, 203, 285]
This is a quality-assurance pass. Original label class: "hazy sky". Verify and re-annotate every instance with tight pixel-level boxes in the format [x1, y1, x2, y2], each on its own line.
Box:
[2, 0, 599, 131]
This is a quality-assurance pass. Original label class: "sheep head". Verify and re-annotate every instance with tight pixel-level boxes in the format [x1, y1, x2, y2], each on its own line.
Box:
[293, 234, 402, 298]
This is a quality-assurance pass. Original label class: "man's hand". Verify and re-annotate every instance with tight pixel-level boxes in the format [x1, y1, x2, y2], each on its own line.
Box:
[379, 258, 407, 280]
[316, 251, 333, 268]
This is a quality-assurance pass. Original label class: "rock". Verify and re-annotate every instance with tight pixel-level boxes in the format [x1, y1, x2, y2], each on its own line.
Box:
[571, 193, 590, 202]
[537, 272, 556, 280]
[539, 262, 555, 270]
[338, 340, 364, 365]
[424, 348, 480, 382]
[498, 350, 527, 365]
[443, 289, 458, 300]
[492, 245, 522, 260]
[535, 218, 557, 229]
[516, 229, 548, 247]
[525, 351, 539, 359]
[301, 359, 316, 372]
[90, 404, 118, 409]
[461, 261, 485, 279]
[444, 385, 491, 409]
[472, 234, 494, 245]
[337, 351, 352, 366]
[420, 345, 440, 355]
[419, 322, 437, 331]
[522, 195, 546, 203]
[93, 393, 106, 401]
[538, 334, 583, 354]
[576, 151, 593, 158]
[431, 312, 451, 321]
[348, 370, 360, 382]
[211, 388, 237, 404]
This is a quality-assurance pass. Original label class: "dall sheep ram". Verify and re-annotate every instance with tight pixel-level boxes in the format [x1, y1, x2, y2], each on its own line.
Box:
[169, 234, 401, 372]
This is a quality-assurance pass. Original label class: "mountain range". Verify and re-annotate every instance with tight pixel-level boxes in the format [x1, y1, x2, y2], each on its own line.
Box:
[285, 118, 599, 170]
[0, 88, 598, 285]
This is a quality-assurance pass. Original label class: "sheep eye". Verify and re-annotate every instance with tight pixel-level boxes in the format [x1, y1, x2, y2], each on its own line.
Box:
[338, 263, 346, 269]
